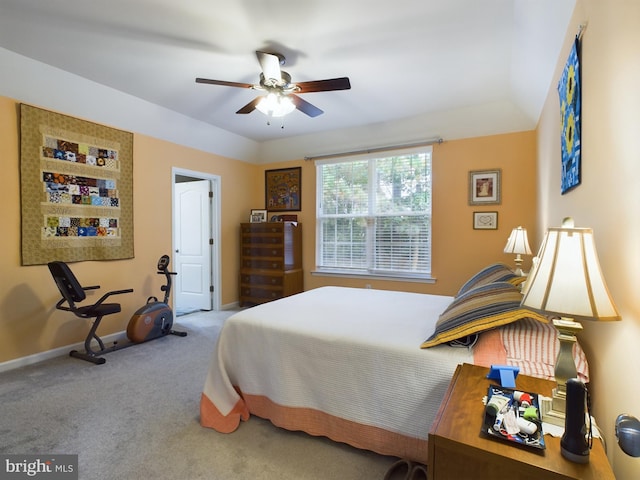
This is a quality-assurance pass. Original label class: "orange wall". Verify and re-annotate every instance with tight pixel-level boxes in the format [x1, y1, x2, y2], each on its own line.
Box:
[132, 135, 261, 305]
[262, 130, 538, 296]
[0, 96, 261, 364]
[0, 94, 536, 364]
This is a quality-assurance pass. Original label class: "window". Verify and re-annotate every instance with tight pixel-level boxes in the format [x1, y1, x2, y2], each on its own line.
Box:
[315, 146, 432, 280]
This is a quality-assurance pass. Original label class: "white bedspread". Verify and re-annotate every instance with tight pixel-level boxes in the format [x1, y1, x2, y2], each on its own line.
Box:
[202, 286, 474, 458]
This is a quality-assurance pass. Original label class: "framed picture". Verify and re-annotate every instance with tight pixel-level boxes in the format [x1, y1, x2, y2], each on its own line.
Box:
[469, 169, 501, 205]
[265, 167, 301, 212]
[250, 209, 267, 223]
[473, 211, 498, 230]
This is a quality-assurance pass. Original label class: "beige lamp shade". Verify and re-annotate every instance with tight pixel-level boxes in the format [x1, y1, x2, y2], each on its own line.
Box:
[521, 218, 620, 321]
[504, 226, 532, 255]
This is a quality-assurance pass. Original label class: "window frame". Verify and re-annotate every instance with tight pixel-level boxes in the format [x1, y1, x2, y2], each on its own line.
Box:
[314, 145, 434, 282]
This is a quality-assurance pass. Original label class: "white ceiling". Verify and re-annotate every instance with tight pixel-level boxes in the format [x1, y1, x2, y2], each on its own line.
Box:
[0, 0, 576, 144]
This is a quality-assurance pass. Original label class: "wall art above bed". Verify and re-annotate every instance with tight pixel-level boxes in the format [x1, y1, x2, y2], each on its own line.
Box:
[473, 211, 498, 230]
[468, 169, 501, 205]
[20, 104, 134, 265]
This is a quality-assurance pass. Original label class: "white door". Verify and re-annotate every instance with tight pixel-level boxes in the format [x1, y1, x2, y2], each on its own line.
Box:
[174, 180, 212, 312]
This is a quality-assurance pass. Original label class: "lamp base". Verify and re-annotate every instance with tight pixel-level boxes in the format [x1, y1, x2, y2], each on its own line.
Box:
[541, 318, 583, 427]
[513, 267, 527, 277]
[541, 388, 568, 427]
[513, 255, 526, 277]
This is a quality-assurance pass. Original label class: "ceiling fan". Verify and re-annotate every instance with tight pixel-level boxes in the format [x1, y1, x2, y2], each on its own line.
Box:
[196, 51, 351, 118]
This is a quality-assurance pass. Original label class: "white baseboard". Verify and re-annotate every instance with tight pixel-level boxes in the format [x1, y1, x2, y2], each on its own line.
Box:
[0, 331, 128, 374]
[0, 306, 238, 374]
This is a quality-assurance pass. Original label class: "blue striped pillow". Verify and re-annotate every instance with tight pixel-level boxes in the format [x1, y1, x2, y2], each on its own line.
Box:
[420, 282, 549, 348]
[456, 263, 519, 297]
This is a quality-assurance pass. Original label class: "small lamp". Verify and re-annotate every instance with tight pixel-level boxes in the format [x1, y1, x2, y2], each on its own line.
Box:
[521, 218, 621, 426]
[503, 226, 532, 275]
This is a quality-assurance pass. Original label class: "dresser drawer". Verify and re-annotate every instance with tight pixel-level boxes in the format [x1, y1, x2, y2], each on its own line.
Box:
[240, 273, 284, 286]
[241, 234, 282, 245]
[241, 223, 283, 234]
[241, 258, 285, 270]
[240, 285, 283, 300]
[242, 245, 285, 257]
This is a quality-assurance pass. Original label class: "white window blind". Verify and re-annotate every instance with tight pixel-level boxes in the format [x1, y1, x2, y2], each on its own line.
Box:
[316, 146, 432, 279]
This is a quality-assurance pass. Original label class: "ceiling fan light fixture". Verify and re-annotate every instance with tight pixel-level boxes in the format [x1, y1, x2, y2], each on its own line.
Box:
[196, 50, 348, 118]
[256, 93, 295, 117]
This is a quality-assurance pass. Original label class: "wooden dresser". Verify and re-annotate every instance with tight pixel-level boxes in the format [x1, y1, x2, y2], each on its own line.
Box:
[239, 222, 303, 307]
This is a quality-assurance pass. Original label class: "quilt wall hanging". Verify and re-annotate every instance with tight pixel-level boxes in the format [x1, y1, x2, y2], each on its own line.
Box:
[20, 104, 134, 265]
[558, 36, 581, 194]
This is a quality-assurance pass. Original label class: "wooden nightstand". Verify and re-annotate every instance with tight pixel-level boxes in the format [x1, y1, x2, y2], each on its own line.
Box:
[428, 363, 614, 479]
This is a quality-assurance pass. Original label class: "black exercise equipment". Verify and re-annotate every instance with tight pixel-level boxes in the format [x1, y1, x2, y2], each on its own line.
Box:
[48, 255, 186, 365]
[127, 255, 187, 343]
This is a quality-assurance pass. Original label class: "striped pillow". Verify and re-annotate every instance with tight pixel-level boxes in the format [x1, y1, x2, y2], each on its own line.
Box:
[456, 263, 519, 297]
[501, 318, 590, 383]
[420, 282, 549, 348]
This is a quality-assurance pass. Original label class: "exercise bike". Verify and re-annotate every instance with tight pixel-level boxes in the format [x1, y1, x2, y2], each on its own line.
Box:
[127, 254, 187, 343]
[48, 255, 186, 365]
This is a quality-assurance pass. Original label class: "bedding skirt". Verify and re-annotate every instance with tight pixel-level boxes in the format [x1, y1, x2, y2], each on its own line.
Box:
[199, 286, 589, 463]
[200, 287, 474, 463]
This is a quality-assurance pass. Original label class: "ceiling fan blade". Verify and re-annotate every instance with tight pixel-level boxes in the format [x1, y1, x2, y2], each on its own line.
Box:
[236, 97, 261, 114]
[296, 77, 351, 93]
[256, 51, 282, 82]
[196, 78, 254, 89]
[290, 95, 323, 117]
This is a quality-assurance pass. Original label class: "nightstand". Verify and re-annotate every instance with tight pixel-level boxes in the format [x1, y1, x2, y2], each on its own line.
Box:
[428, 363, 614, 479]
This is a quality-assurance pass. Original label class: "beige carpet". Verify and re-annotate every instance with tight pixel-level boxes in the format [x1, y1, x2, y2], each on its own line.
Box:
[0, 309, 395, 479]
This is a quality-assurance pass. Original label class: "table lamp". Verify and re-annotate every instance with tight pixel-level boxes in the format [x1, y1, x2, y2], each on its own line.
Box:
[503, 226, 532, 275]
[520, 218, 620, 426]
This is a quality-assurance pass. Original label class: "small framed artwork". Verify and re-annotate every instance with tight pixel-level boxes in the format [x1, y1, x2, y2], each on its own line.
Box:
[469, 169, 501, 205]
[250, 209, 267, 223]
[265, 167, 301, 212]
[473, 211, 498, 230]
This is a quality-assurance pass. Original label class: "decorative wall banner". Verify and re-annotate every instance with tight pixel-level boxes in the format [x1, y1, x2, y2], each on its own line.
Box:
[558, 37, 581, 194]
[20, 104, 134, 265]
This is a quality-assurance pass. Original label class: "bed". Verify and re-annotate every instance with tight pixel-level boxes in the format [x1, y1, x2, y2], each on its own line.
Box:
[200, 264, 588, 464]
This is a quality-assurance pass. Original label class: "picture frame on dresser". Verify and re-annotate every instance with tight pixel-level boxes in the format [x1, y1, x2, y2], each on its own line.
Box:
[250, 209, 267, 223]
